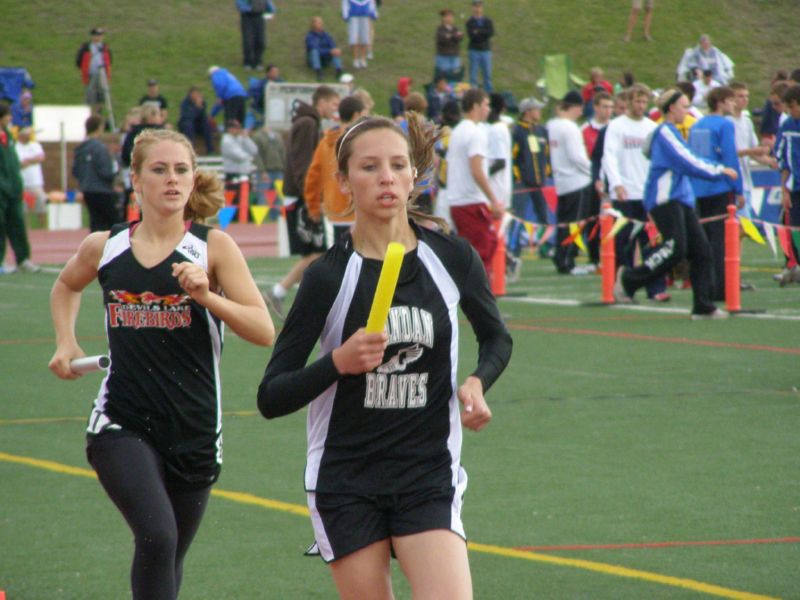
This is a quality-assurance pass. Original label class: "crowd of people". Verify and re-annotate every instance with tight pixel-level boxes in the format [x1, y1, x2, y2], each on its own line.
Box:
[0, 3, 797, 597]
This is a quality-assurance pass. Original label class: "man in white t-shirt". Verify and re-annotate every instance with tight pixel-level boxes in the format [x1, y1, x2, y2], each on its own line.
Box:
[547, 90, 591, 274]
[446, 88, 503, 276]
[727, 81, 776, 213]
[601, 83, 668, 300]
[14, 126, 47, 227]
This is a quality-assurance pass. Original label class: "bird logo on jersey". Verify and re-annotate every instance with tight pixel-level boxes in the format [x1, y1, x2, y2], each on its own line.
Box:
[364, 306, 434, 410]
[108, 289, 192, 330]
[377, 343, 424, 374]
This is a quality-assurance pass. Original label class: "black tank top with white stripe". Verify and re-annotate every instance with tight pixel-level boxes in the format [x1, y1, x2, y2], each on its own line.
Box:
[88, 222, 224, 488]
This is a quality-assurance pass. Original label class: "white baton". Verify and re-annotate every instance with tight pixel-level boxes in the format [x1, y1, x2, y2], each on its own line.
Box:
[70, 355, 111, 374]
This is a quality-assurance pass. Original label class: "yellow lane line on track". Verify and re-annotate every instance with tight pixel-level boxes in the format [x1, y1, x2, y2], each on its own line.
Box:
[0, 451, 780, 600]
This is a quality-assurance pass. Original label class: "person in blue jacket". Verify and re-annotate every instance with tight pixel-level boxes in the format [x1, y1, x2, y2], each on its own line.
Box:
[614, 88, 738, 319]
[689, 86, 743, 301]
[208, 66, 248, 127]
[306, 16, 344, 81]
[774, 84, 800, 286]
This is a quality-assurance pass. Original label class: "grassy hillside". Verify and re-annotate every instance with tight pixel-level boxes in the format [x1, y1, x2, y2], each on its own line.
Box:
[4, 0, 798, 129]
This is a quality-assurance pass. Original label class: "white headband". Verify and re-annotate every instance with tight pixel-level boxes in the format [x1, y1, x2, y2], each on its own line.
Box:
[336, 120, 369, 162]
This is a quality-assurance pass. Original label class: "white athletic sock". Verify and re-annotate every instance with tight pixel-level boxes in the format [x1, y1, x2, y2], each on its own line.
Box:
[272, 284, 287, 299]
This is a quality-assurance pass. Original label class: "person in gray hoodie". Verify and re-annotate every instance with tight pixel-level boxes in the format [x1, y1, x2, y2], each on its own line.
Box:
[73, 115, 121, 231]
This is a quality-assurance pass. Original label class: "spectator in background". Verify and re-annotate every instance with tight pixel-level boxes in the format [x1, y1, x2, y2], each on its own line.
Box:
[390, 77, 413, 120]
[121, 104, 164, 205]
[691, 69, 721, 111]
[139, 79, 169, 123]
[221, 119, 258, 196]
[426, 76, 455, 124]
[581, 67, 613, 120]
[178, 86, 215, 155]
[547, 90, 593, 275]
[466, 0, 494, 92]
[0, 102, 38, 274]
[342, 0, 378, 70]
[75, 27, 112, 118]
[15, 126, 47, 228]
[761, 80, 791, 147]
[623, 0, 654, 43]
[728, 80, 776, 291]
[208, 66, 248, 127]
[677, 34, 734, 84]
[251, 122, 286, 196]
[73, 115, 121, 232]
[435, 8, 464, 80]
[121, 105, 164, 171]
[237, 0, 275, 71]
[265, 86, 340, 319]
[303, 95, 366, 243]
[306, 16, 344, 82]
[758, 72, 788, 143]
[728, 81, 775, 216]
[265, 64, 284, 84]
[509, 96, 551, 264]
[581, 91, 614, 271]
[774, 84, 800, 286]
[445, 88, 503, 277]
[11, 89, 33, 129]
[352, 88, 375, 115]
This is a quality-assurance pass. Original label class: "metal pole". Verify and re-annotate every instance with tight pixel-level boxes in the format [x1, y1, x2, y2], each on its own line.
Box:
[60, 121, 67, 192]
[100, 68, 116, 131]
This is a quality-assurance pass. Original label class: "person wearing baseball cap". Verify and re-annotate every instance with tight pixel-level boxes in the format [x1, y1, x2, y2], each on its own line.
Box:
[75, 27, 112, 118]
[139, 78, 169, 122]
[508, 96, 552, 272]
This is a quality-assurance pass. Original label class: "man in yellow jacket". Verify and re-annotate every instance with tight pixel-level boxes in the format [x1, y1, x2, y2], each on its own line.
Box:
[304, 95, 367, 242]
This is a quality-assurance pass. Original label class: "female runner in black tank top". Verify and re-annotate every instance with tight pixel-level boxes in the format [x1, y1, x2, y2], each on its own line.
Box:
[49, 128, 274, 600]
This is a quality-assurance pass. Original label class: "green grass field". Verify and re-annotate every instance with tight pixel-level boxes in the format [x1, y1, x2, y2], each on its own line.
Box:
[1, 242, 799, 599]
[5, 0, 799, 128]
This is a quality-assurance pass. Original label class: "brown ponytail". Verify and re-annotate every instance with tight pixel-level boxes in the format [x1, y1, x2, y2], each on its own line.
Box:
[185, 170, 224, 223]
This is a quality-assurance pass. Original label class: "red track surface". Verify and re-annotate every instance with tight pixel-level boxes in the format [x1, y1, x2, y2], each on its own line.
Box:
[25, 223, 279, 265]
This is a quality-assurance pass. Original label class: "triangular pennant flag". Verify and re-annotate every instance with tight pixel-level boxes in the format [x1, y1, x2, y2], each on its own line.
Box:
[274, 179, 284, 199]
[264, 189, 277, 208]
[566, 223, 587, 251]
[522, 221, 534, 236]
[629, 221, 644, 241]
[224, 189, 236, 206]
[777, 225, 796, 261]
[250, 205, 269, 226]
[602, 216, 629, 243]
[762, 222, 778, 257]
[740, 217, 765, 245]
[217, 206, 237, 230]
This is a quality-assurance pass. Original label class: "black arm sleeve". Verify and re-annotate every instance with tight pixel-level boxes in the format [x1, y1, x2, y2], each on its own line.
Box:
[257, 259, 343, 419]
[489, 158, 506, 176]
[455, 240, 512, 392]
